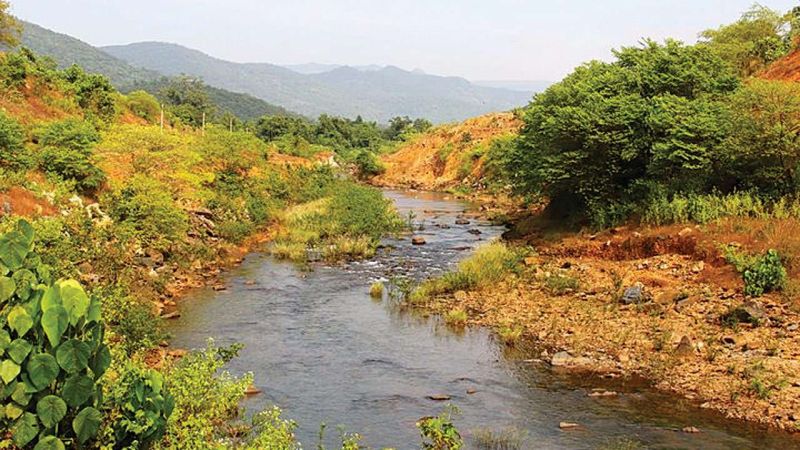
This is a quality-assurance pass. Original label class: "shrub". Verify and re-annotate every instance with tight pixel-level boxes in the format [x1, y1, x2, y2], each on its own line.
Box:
[104, 176, 189, 252]
[417, 405, 463, 450]
[160, 341, 252, 449]
[472, 426, 525, 450]
[103, 361, 174, 448]
[0, 110, 30, 170]
[725, 247, 787, 296]
[37, 119, 105, 193]
[444, 309, 467, 326]
[126, 90, 162, 123]
[352, 150, 385, 178]
[236, 407, 299, 450]
[742, 250, 787, 297]
[543, 273, 580, 295]
[0, 219, 111, 448]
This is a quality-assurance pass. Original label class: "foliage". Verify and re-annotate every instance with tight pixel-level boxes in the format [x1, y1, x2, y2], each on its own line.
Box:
[384, 116, 432, 140]
[699, 5, 794, 77]
[514, 39, 742, 227]
[0, 0, 21, 47]
[235, 407, 299, 450]
[412, 242, 523, 301]
[0, 220, 111, 448]
[158, 341, 251, 449]
[103, 361, 174, 449]
[417, 405, 463, 450]
[126, 90, 162, 123]
[352, 149, 385, 178]
[472, 426, 525, 450]
[103, 175, 189, 252]
[158, 76, 217, 128]
[62, 65, 118, 122]
[724, 79, 800, 197]
[0, 110, 30, 170]
[725, 247, 787, 296]
[37, 119, 106, 193]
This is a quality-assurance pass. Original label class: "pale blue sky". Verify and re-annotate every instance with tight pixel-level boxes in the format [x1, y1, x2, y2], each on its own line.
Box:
[9, 0, 799, 81]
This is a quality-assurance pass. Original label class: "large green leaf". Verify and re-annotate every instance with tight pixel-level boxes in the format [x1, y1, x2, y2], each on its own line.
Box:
[61, 374, 94, 407]
[59, 280, 90, 326]
[8, 339, 32, 364]
[86, 296, 102, 323]
[0, 276, 15, 303]
[0, 330, 10, 354]
[5, 402, 23, 419]
[0, 359, 21, 383]
[40, 285, 61, 311]
[56, 340, 90, 373]
[8, 305, 33, 337]
[41, 306, 69, 348]
[34, 436, 65, 450]
[10, 381, 31, 406]
[89, 344, 111, 378]
[27, 354, 59, 390]
[12, 412, 39, 447]
[36, 395, 67, 428]
[72, 406, 102, 444]
[0, 231, 31, 271]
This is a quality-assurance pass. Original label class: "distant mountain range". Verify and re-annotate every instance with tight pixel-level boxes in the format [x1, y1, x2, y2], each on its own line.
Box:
[14, 21, 536, 123]
[15, 21, 291, 120]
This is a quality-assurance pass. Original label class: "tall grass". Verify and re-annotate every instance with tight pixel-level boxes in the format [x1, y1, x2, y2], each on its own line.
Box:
[642, 192, 800, 225]
[411, 242, 524, 302]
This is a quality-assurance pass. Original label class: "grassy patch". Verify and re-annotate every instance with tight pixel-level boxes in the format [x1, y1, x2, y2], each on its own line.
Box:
[411, 242, 524, 302]
[472, 426, 526, 450]
[445, 309, 468, 326]
[543, 273, 580, 295]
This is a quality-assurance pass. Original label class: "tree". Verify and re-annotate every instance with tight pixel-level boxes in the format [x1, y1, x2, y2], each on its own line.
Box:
[0, 0, 21, 47]
[724, 79, 800, 196]
[514, 39, 739, 226]
[159, 75, 217, 128]
[700, 5, 792, 77]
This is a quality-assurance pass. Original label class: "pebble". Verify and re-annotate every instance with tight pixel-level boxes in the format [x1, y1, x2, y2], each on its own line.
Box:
[559, 422, 579, 429]
[426, 394, 451, 401]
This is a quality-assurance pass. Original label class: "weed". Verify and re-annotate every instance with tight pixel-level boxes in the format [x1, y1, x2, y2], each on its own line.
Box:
[417, 405, 463, 450]
[370, 281, 384, 299]
[472, 427, 526, 449]
[445, 309, 468, 326]
[543, 273, 580, 295]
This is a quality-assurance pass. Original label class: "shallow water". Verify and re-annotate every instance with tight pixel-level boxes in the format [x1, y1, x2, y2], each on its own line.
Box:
[169, 190, 799, 449]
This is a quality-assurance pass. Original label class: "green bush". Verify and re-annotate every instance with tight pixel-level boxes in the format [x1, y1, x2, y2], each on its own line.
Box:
[742, 250, 787, 297]
[725, 247, 787, 296]
[104, 176, 189, 252]
[327, 183, 405, 241]
[0, 219, 111, 448]
[104, 361, 173, 448]
[0, 110, 30, 171]
[417, 405, 463, 450]
[352, 150, 385, 178]
[160, 341, 252, 449]
[37, 119, 106, 193]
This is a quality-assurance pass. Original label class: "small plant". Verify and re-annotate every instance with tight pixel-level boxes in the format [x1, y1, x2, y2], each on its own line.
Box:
[497, 323, 524, 346]
[444, 309, 468, 326]
[417, 404, 463, 450]
[726, 247, 787, 297]
[543, 273, 580, 295]
[369, 281, 384, 299]
[472, 426, 526, 449]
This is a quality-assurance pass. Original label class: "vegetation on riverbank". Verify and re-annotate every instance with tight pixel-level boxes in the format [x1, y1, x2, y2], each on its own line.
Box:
[0, 7, 412, 446]
[377, 4, 800, 434]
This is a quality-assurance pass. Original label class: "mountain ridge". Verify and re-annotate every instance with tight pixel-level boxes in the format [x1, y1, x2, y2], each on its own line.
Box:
[103, 41, 531, 123]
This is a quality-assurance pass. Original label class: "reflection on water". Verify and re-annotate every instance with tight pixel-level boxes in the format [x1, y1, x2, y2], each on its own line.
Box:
[169, 190, 798, 449]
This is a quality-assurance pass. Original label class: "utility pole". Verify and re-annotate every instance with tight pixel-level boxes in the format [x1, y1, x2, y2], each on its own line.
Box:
[229, 117, 233, 133]
[202, 112, 206, 135]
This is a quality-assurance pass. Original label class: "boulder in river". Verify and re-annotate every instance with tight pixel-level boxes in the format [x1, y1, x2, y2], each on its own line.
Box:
[426, 394, 451, 401]
[412, 236, 427, 245]
[455, 218, 470, 225]
[559, 422, 579, 429]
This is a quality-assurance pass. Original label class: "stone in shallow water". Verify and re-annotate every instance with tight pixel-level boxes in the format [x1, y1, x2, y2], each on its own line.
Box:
[412, 236, 427, 245]
[426, 394, 451, 401]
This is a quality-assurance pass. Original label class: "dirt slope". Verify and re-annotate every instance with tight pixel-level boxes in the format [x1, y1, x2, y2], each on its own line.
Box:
[760, 50, 800, 81]
[373, 112, 522, 190]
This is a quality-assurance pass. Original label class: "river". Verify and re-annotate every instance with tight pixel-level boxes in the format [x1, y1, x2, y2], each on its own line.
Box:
[168, 190, 799, 449]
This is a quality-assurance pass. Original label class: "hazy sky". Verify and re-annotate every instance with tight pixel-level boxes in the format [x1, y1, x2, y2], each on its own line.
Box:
[9, 0, 799, 81]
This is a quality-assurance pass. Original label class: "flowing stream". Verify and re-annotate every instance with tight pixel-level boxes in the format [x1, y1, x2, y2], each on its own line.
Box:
[168, 190, 799, 449]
